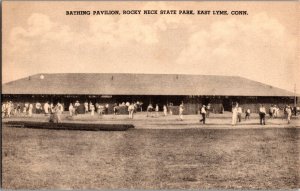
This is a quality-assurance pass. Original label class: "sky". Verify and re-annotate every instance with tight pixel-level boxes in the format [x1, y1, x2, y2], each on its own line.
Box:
[2, 1, 300, 93]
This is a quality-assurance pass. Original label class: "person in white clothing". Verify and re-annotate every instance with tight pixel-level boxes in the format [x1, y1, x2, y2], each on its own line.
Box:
[237, 106, 242, 123]
[128, 103, 134, 119]
[286, 106, 292, 124]
[155, 104, 159, 117]
[259, 104, 266, 125]
[28, 103, 33, 117]
[179, 103, 184, 121]
[200, 105, 206, 124]
[44, 102, 50, 115]
[163, 105, 167, 116]
[69, 103, 74, 116]
[232, 104, 238, 126]
[84, 101, 89, 113]
[147, 104, 153, 117]
[56, 102, 63, 122]
[90, 103, 95, 116]
[2, 103, 5, 118]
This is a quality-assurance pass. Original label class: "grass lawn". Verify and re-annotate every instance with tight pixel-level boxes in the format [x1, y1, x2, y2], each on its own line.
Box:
[2, 125, 300, 189]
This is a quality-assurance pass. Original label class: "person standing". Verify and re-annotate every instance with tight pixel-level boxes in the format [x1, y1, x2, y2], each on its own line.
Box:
[69, 103, 74, 116]
[259, 104, 266, 125]
[36, 102, 42, 114]
[163, 105, 167, 116]
[179, 103, 184, 121]
[269, 105, 273, 118]
[98, 104, 104, 116]
[28, 103, 33, 117]
[293, 106, 297, 116]
[6, 101, 12, 118]
[84, 101, 89, 114]
[128, 103, 134, 119]
[16, 103, 21, 114]
[105, 104, 109, 114]
[286, 106, 292, 124]
[90, 103, 95, 116]
[56, 102, 63, 122]
[50, 102, 55, 114]
[2, 103, 5, 118]
[74, 101, 80, 115]
[147, 104, 153, 117]
[237, 106, 242, 123]
[44, 102, 49, 115]
[155, 104, 159, 117]
[113, 103, 118, 115]
[274, 105, 279, 118]
[245, 108, 251, 120]
[231, 104, 238, 126]
[200, 105, 206, 124]
[206, 103, 211, 118]
[24, 102, 29, 114]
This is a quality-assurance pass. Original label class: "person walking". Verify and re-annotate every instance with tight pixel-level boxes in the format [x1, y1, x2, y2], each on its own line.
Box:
[259, 104, 266, 125]
[200, 105, 206, 124]
[231, 104, 238, 126]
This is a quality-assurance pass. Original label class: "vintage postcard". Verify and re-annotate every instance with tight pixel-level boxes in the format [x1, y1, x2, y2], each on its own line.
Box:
[1, 1, 299, 190]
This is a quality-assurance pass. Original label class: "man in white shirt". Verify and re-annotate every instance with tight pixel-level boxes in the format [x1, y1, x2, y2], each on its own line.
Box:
[286, 106, 292, 124]
[200, 105, 206, 124]
[259, 104, 266, 125]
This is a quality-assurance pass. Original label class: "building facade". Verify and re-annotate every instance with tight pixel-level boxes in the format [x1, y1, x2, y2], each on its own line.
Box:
[2, 73, 297, 114]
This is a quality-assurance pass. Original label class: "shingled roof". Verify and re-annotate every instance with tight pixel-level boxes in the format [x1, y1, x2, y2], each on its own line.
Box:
[2, 73, 295, 97]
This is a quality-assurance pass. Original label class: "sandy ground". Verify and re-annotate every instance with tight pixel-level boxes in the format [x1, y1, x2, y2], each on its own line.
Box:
[2, 118, 300, 189]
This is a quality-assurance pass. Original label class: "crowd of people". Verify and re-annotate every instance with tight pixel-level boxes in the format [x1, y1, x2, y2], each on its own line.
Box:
[67, 101, 144, 119]
[230, 103, 296, 126]
[2, 100, 299, 125]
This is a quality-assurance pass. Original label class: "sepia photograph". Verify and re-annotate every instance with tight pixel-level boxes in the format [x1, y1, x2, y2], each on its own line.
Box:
[1, 0, 300, 189]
